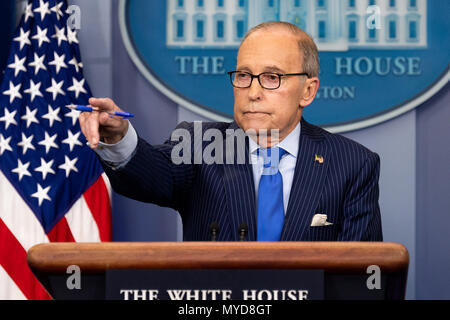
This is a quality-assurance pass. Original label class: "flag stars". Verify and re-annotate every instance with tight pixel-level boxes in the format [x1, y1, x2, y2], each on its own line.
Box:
[21, 106, 39, 128]
[58, 155, 79, 178]
[1, 0, 106, 220]
[62, 130, 83, 152]
[0, 108, 18, 130]
[24, 79, 43, 102]
[33, 0, 51, 22]
[46, 78, 65, 100]
[0, 134, 13, 155]
[31, 183, 52, 206]
[48, 52, 67, 74]
[17, 133, 36, 155]
[65, 108, 81, 126]
[52, 26, 67, 46]
[24, 3, 34, 23]
[67, 27, 79, 44]
[34, 158, 55, 180]
[51, 2, 64, 20]
[13, 28, 31, 50]
[68, 57, 83, 73]
[3, 81, 22, 104]
[38, 132, 59, 154]
[32, 26, 50, 48]
[7, 54, 27, 77]
[11, 159, 32, 181]
[67, 78, 87, 98]
[42, 105, 62, 127]
[28, 53, 47, 75]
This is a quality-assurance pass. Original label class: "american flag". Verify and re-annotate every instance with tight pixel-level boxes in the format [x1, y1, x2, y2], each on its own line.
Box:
[0, 0, 112, 299]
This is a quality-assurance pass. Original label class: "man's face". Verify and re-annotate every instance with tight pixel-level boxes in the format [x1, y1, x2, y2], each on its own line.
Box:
[234, 29, 306, 142]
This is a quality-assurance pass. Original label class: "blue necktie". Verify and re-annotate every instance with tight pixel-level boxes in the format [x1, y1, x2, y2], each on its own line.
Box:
[257, 147, 287, 241]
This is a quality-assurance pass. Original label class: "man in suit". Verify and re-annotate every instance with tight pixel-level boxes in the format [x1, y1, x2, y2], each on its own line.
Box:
[80, 22, 382, 241]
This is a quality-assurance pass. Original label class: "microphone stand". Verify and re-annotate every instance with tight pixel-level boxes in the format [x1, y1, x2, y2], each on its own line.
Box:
[209, 222, 220, 241]
[238, 223, 248, 241]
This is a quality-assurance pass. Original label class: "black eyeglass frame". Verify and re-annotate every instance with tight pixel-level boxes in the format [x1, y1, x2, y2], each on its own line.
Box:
[227, 71, 310, 90]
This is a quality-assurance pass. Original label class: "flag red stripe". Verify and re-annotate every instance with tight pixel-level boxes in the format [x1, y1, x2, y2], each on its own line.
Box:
[83, 176, 112, 241]
[47, 217, 76, 242]
[0, 218, 52, 300]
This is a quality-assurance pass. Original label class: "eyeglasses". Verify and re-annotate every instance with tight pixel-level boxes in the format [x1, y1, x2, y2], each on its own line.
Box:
[228, 71, 309, 90]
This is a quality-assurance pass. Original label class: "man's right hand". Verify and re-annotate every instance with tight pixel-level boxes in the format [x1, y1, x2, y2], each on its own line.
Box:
[79, 97, 130, 149]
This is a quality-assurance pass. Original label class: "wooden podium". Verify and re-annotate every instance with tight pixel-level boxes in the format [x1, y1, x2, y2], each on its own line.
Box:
[27, 242, 409, 300]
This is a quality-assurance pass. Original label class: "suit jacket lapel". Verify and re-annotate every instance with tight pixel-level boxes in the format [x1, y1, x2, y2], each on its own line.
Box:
[222, 122, 257, 241]
[281, 119, 330, 241]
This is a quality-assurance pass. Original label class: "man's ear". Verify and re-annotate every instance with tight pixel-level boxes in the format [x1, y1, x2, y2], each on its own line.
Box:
[299, 77, 320, 108]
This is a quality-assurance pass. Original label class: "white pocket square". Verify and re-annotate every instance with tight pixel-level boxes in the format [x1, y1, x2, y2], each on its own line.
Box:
[311, 214, 333, 227]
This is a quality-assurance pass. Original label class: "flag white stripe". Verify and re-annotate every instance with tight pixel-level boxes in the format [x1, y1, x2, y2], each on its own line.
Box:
[0, 265, 27, 300]
[0, 171, 49, 252]
[65, 196, 101, 242]
[101, 173, 112, 202]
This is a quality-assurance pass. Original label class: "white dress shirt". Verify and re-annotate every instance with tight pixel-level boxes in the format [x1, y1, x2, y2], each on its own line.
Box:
[94, 123, 137, 168]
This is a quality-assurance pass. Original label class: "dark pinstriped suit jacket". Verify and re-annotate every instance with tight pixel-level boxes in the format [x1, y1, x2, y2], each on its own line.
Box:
[101, 118, 382, 241]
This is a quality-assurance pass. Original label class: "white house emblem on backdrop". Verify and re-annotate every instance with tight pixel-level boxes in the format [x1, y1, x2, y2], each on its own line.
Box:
[120, 0, 448, 132]
[166, 0, 427, 51]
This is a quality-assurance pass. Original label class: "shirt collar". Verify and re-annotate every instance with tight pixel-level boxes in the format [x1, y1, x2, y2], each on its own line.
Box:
[249, 121, 301, 158]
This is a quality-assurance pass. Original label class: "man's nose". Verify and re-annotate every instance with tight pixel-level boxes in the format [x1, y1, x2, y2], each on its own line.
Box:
[247, 77, 263, 100]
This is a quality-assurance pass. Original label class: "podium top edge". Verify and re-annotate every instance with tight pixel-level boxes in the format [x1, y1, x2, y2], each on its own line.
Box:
[27, 242, 409, 274]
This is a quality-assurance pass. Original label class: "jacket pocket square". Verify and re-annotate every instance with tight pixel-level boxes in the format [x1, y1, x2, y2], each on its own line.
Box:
[311, 214, 333, 227]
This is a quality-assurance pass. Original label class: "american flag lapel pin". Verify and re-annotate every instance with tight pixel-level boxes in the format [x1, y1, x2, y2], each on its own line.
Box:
[314, 154, 324, 164]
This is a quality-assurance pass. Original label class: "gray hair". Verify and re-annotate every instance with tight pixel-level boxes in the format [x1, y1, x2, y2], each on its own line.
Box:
[241, 21, 320, 78]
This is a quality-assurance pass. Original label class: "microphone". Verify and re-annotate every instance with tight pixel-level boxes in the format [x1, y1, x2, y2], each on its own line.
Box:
[209, 222, 220, 241]
[238, 223, 248, 241]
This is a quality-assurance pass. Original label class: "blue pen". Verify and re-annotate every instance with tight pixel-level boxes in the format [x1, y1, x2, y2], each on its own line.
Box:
[66, 104, 134, 119]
